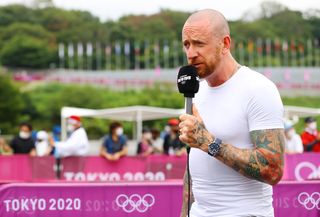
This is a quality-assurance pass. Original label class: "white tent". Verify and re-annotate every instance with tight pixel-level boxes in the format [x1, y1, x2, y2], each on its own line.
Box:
[283, 105, 320, 123]
[61, 105, 184, 140]
[61, 105, 320, 140]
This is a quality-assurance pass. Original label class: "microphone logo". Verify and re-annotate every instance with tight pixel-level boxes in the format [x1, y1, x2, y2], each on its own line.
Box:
[177, 75, 192, 84]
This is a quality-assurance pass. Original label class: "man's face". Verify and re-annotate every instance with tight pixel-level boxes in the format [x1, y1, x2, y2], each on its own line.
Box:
[182, 20, 223, 79]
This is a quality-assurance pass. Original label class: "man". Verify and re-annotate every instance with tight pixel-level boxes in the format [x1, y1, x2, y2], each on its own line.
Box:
[100, 121, 128, 161]
[178, 9, 285, 217]
[52, 115, 89, 157]
[10, 122, 36, 155]
[300, 116, 320, 152]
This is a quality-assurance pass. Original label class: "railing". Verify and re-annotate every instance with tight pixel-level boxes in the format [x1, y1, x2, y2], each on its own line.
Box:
[57, 39, 320, 70]
[0, 153, 319, 182]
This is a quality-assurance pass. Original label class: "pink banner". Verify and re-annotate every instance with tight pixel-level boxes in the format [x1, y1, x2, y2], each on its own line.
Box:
[0, 181, 319, 217]
[0, 182, 182, 217]
[0, 156, 56, 182]
[0, 153, 319, 182]
[283, 153, 320, 181]
[273, 181, 320, 217]
[61, 155, 186, 181]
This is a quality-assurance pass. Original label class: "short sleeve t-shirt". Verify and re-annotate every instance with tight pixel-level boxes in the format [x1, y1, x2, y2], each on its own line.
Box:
[103, 135, 127, 154]
[190, 66, 284, 217]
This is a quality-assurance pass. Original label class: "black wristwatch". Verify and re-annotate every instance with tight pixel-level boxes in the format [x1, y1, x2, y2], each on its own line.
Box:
[208, 138, 222, 157]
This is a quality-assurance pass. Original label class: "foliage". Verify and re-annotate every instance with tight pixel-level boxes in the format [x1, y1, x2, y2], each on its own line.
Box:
[0, 74, 25, 134]
[0, 35, 56, 68]
[282, 96, 320, 134]
[1, 76, 319, 138]
[20, 83, 183, 138]
[0, 3, 319, 69]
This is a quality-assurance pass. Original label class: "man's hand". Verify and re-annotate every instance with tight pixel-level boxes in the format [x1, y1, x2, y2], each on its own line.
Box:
[179, 105, 213, 152]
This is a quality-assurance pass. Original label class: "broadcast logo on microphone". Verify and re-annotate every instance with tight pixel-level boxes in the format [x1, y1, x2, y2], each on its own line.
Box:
[177, 65, 200, 98]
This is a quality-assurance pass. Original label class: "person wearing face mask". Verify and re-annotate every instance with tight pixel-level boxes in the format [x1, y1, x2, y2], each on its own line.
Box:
[136, 128, 154, 156]
[301, 117, 320, 152]
[100, 121, 128, 161]
[51, 115, 89, 157]
[163, 119, 187, 156]
[35, 130, 52, 156]
[284, 121, 303, 154]
[10, 122, 36, 155]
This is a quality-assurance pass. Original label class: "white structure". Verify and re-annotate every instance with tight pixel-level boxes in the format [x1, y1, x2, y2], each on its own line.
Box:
[61, 105, 320, 141]
[61, 105, 183, 141]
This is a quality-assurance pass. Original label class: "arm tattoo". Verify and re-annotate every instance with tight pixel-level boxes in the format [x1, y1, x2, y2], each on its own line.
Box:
[192, 120, 212, 147]
[180, 169, 194, 217]
[216, 129, 285, 185]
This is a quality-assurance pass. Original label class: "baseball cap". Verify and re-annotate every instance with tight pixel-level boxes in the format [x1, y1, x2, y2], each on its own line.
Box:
[37, 130, 48, 140]
[168, 118, 179, 126]
[304, 117, 316, 124]
[68, 115, 81, 124]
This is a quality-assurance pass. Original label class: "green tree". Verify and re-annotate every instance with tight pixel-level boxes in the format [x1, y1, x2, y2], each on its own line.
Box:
[0, 35, 56, 68]
[0, 74, 25, 134]
[0, 5, 37, 26]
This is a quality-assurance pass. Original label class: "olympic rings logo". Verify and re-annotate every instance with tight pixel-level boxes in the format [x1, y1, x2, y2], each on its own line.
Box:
[298, 192, 320, 210]
[294, 162, 320, 181]
[115, 194, 155, 213]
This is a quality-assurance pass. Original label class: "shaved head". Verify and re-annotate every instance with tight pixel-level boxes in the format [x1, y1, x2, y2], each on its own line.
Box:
[184, 9, 230, 38]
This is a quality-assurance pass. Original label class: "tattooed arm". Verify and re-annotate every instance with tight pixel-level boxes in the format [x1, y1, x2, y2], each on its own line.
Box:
[215, 129, 285, 185]
[179, 109, 285, 186]
[180, 168, 194, 217]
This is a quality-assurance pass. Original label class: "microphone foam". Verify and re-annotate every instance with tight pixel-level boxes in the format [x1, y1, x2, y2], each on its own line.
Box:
[177, 65, 200, 97]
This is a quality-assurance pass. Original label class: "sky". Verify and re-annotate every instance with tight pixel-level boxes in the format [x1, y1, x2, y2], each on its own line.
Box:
[0, 0, 319, 21]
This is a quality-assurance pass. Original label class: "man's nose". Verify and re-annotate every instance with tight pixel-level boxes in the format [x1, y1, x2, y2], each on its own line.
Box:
[186, 45, 198, 60]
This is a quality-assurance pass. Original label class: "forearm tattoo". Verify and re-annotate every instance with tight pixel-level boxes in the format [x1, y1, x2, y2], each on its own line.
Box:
[192, 119, 212, 147]
[216, 129, 285, 185]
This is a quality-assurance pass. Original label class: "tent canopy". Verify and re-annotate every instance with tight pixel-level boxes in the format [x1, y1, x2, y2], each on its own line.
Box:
[61, 105, 320, 140]
[61, 105, 184, 140]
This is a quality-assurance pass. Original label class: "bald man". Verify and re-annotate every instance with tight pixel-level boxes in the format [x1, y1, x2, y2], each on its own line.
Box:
[178, 9, 285, 217]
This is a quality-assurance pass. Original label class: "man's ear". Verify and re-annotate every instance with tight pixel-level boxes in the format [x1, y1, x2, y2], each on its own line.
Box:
[222, 35, 231, 54]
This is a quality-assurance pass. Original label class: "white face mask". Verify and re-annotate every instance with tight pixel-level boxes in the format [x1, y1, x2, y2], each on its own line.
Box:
[164, 125, 171, 132]
[67, 124, 76, 132]
[286, 129, 295, 139]
[19, 131, 31, 139]
[144, 132, 153, 140]
[308, 122, 317, 130]
[116, 127, 123, 136]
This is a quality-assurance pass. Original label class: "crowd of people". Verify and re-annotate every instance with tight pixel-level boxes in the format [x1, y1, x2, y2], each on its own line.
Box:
[284, 116, 320, 153]
[1, 115, 319, 158]
[0, 116, 189, 160]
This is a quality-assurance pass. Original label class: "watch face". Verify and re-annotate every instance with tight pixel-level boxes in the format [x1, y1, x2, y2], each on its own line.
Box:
[208, 139, 221, 157]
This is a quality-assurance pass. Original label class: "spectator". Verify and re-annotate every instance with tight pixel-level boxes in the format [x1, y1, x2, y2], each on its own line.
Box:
[136, 128, 154, 156]
[301, 116, 320, 152]
[0, 137, 12, 155]
[34, 130, 52, 156]
[163, 118, 186, 156]
[10, 122, 35, 155]
[51, 115, 89, 157]
[100, 121, 128, 161]
[52, 125, 61, 142]
[284, 121, 303, 154]
[151, 128, 163, 154]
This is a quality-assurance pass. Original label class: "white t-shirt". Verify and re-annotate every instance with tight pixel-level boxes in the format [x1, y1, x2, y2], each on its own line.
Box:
[35, 140, 50, 156]
[55, 127, 89, 157]
[285, 133, 303, 153]
[190, 66, 284, 217]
